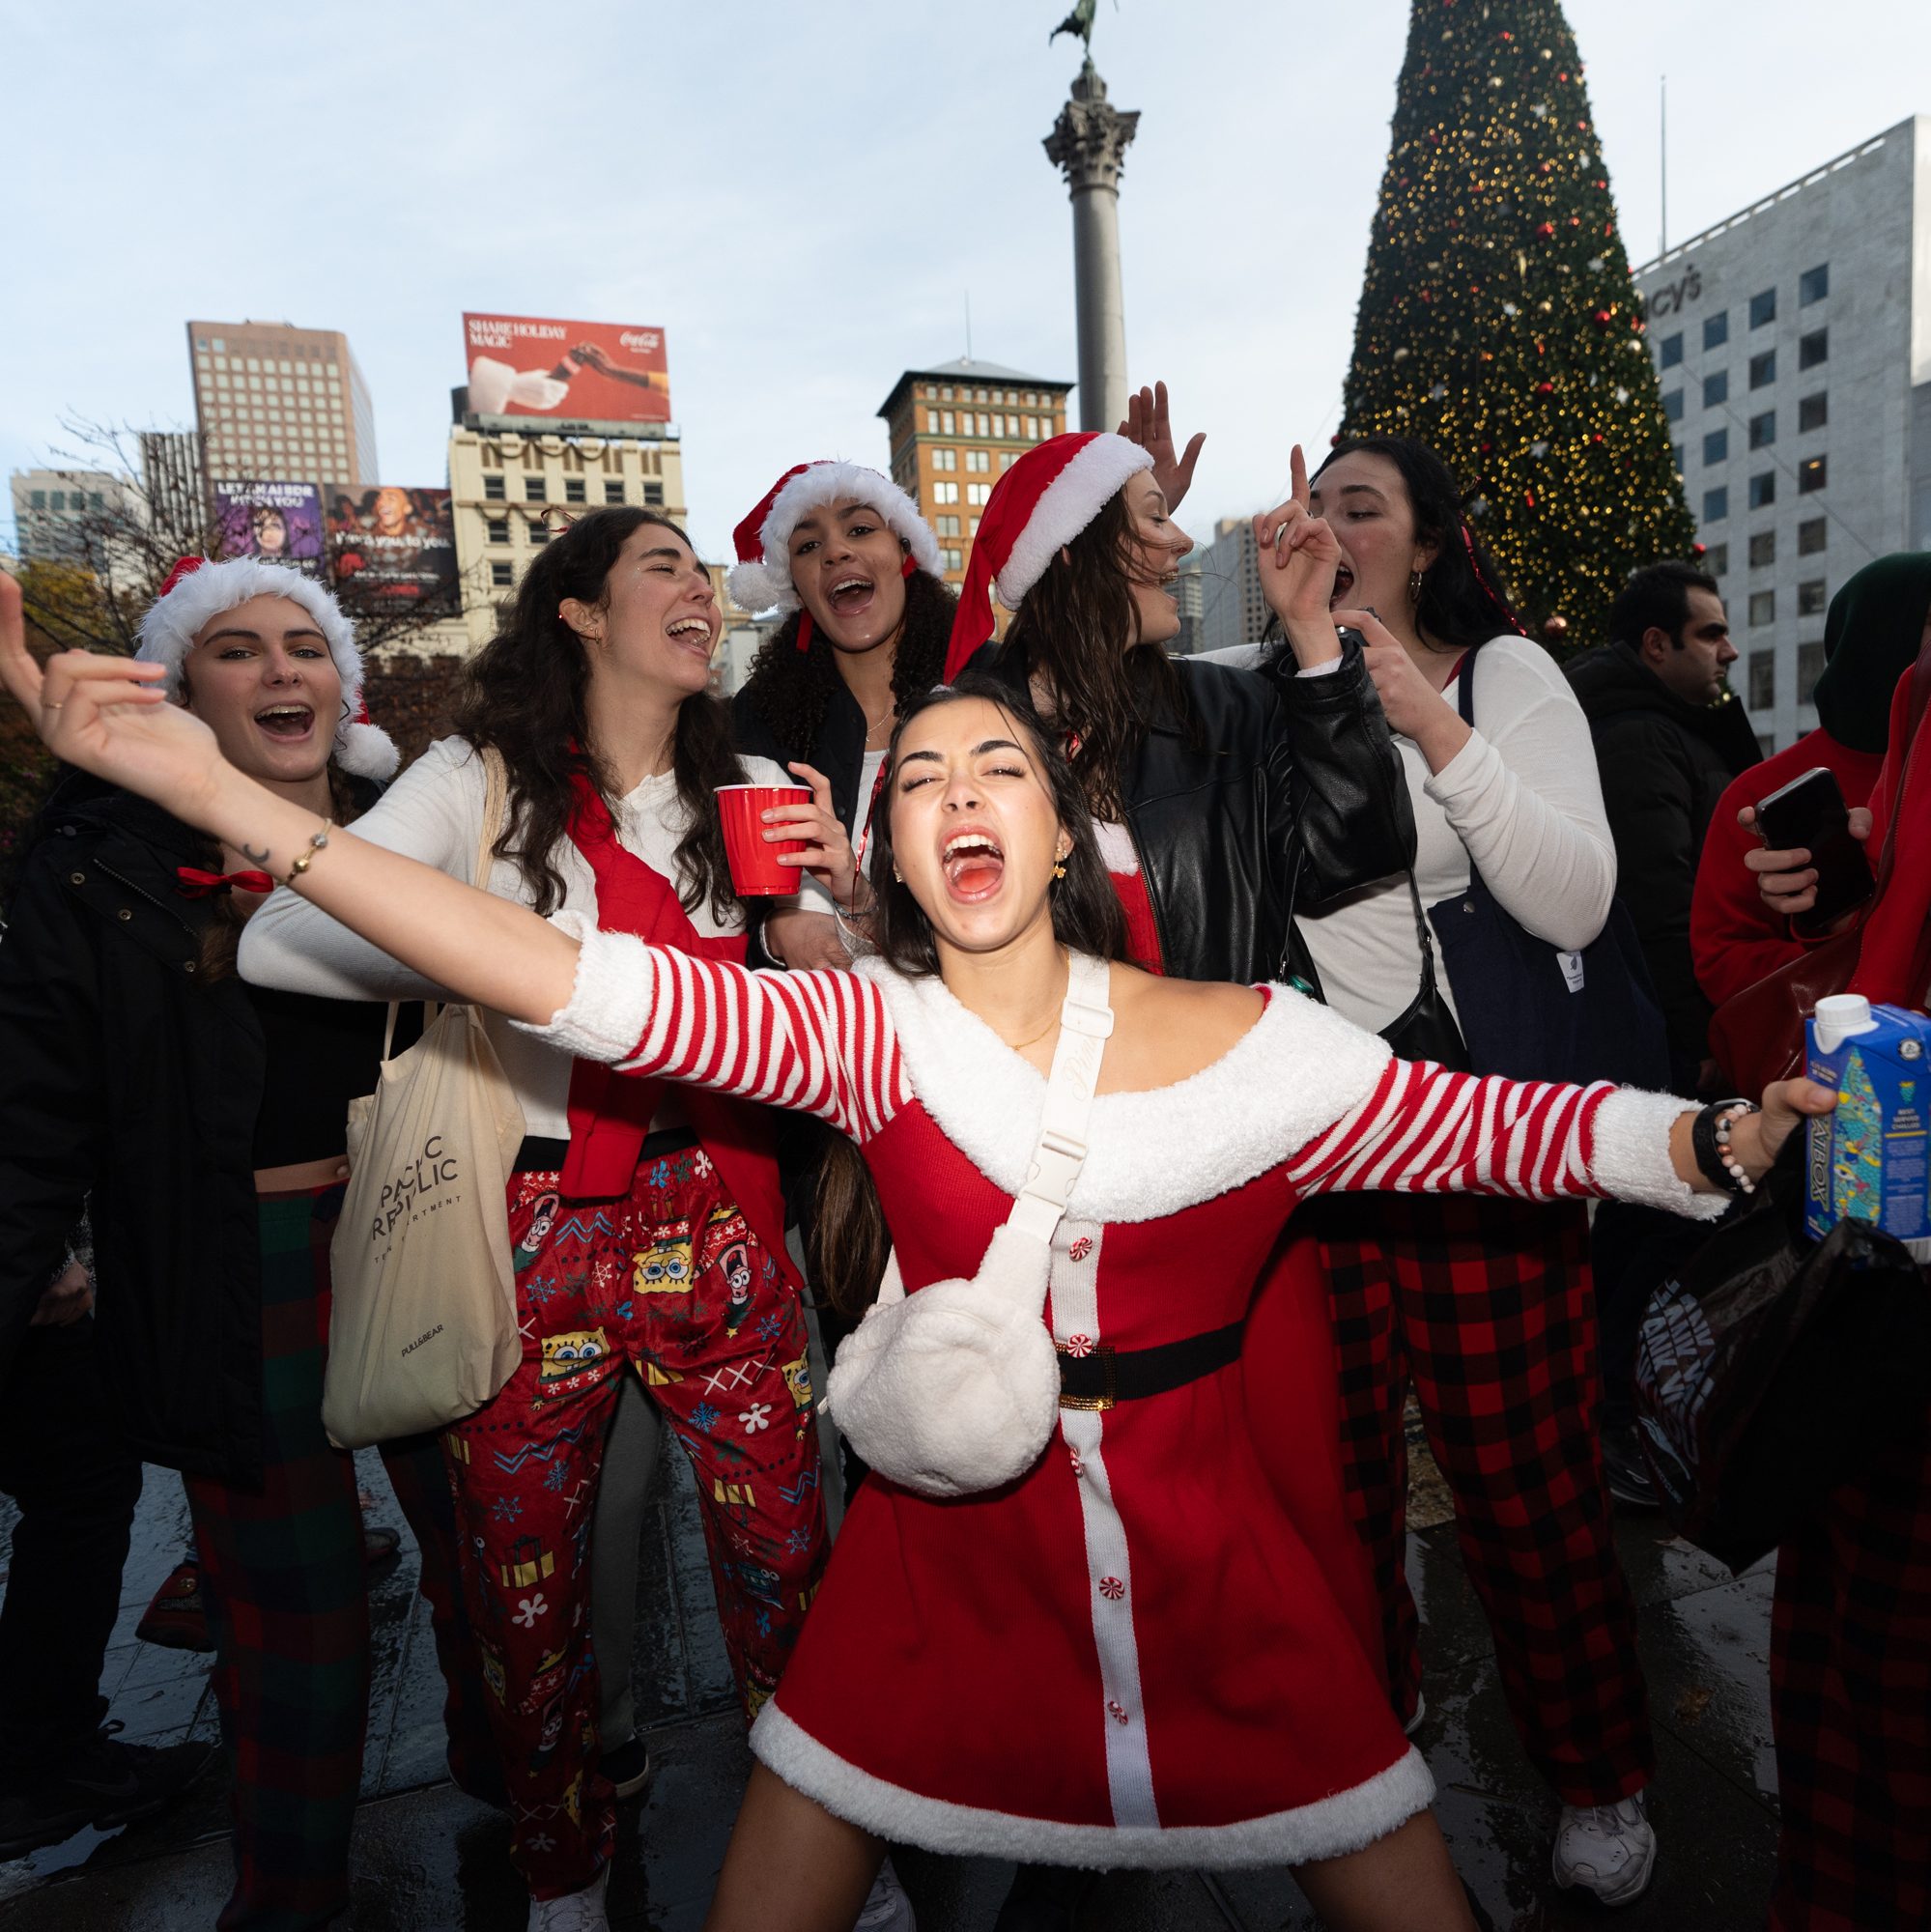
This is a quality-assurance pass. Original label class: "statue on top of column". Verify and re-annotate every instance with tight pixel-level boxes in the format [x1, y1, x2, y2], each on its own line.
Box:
[1049, 0, 1100, 54]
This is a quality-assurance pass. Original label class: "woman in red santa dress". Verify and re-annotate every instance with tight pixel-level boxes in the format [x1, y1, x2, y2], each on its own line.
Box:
[0, 580, 1834, 1932]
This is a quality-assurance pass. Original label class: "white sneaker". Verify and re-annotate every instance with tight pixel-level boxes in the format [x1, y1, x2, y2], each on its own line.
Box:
[1404, 1689, 1428, 1737]
[528, 1866, 610, 1931]
[1552, 1790, 1656, 1905]
[854, 1856, 917, 1930]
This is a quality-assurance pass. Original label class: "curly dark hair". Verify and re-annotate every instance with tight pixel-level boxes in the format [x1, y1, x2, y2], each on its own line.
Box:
[866, 673, 1128, 977]
[993, 489, 1196, 820]
[453, 508, 746, 921]
[1312, 437, 1521, 656]
[735, 567, 957, 763]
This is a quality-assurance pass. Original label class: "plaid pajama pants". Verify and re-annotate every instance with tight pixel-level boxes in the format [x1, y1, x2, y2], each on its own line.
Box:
[1769, 1422, 1931, 1930]
[184, 1182, 495, 1932]
[1300, 1189, 1655, 1808]
[444, 1150, 828, 1901]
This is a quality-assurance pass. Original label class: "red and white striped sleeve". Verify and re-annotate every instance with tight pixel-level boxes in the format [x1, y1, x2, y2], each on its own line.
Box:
[517, 923, 911, 1143]
[1284, 1056, 1719, 1218]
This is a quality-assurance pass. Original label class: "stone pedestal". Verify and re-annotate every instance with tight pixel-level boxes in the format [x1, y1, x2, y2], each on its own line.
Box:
[1043, 59, 1140, 433]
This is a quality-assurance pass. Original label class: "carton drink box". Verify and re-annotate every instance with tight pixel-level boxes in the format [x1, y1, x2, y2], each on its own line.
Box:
[1804, 994, 1931, 1260]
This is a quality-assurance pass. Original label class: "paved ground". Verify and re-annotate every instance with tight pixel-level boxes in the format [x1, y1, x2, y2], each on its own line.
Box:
[0, 1413, 1784, 1930]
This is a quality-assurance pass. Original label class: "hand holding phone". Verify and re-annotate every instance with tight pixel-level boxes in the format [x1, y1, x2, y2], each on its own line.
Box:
[1751, 767, 1876, 933]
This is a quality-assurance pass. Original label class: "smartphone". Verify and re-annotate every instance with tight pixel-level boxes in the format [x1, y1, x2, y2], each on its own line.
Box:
[1754, 766, 1875, 931]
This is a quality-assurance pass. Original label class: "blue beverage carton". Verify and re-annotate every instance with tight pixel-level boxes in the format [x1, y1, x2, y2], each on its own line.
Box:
[1804, 995, 1931, 1259]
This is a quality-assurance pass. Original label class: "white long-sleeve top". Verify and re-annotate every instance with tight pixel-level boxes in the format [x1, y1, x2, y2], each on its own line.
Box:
[1294, 634, 1616, 1035]
[238, 735, 804, 1140]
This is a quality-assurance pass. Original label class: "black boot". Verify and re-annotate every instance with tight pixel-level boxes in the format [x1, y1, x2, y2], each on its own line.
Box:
[0, 1720, 215, 1859]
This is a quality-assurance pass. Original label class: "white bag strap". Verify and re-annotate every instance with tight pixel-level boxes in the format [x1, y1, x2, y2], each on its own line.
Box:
[866, 952, 1114, 1307]
[473, 744, 508, 891]
[1008, 951, 1114, 1244]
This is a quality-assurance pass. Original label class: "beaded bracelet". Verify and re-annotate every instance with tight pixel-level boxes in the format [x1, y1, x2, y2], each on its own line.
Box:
[1691, 1098, 1761, 1195]
[285, 819, 333, 889]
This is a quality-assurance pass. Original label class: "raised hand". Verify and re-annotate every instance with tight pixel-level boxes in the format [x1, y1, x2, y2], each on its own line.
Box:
[0, 570, 221, 820]
[765, 761, 861, 908]
[1254, 444, 1348, 652]
[1117, 382, 1205, 514]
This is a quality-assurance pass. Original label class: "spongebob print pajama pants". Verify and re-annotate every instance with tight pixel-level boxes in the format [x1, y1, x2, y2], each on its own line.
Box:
[442, 1138, 828, 1900]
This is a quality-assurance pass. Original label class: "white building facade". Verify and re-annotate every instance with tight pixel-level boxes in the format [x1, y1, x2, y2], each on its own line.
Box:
[1634, 116, 1931, 754]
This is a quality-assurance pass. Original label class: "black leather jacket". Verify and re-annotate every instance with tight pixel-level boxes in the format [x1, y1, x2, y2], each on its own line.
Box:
[980, 639, 1414, 984]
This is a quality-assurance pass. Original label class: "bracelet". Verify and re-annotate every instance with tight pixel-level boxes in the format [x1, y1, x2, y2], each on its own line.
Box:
[285, 820, 333, 889]
[1691, 1098, 1761, 1195]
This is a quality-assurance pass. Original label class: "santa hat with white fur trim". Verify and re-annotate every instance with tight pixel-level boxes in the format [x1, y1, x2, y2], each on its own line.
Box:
[136, 556, 399, 781]
[726, 462, 942, 651]
[942, 432, 1152, 679]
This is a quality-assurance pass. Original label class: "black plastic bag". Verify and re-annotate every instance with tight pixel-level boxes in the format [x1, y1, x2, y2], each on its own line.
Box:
[1634, 1137, 1931, 1574]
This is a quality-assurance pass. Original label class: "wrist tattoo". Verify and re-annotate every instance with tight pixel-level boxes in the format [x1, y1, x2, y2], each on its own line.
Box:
[241, 840, 271, 867]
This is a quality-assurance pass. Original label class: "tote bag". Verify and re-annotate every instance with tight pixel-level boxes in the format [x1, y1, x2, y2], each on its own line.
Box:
[322, 748, 527, 1449]
[1428, 646, 1671, 1090]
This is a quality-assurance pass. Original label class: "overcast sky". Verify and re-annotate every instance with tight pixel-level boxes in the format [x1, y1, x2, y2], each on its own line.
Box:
[7, 1, 1927, 568]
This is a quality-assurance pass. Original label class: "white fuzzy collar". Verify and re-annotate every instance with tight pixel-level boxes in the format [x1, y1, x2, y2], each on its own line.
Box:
[853, 954, 1392, 1222]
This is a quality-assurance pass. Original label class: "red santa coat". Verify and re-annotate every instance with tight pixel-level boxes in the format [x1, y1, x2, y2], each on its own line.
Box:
[526, 931, 1716, 1867]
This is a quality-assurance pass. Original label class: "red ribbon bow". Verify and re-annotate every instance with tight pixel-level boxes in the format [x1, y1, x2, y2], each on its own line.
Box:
[175, 866, 275, 898]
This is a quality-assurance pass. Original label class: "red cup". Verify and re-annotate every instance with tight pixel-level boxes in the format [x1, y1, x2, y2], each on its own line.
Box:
[716, 783, 812, 895]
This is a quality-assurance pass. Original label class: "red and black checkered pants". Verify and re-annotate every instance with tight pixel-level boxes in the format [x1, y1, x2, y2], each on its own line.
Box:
[185, 1181, 495, 1932]
[1769, 1421, 1931, 1930]
[1278, 1190, 1654, 1808]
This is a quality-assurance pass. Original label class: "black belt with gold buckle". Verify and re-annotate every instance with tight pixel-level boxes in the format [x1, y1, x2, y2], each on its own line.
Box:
[1057, 1321, 1243, 1412]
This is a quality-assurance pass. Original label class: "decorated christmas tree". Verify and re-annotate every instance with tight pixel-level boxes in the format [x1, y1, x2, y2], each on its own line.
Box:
[1339, 0, 1695, 651]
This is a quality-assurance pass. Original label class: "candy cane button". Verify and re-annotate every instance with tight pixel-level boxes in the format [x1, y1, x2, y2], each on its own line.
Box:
[1098, 1575, 1125, 1601]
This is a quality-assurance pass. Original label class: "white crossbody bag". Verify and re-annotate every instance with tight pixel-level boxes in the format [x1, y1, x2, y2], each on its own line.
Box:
[824, 952, 1114, 1498]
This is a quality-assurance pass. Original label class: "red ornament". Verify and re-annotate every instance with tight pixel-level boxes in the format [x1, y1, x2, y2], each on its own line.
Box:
[1539, 160, 1553, 174]
[1524, 489, 1538, 508]
[1590, 432, 1604, 443]
[1536, 220, 1556, 239]
[1604, 221, 1616, 237]
[1541, 613, 1570, 642]
[1691, 542, 1708, 557]
[1536, 380, 1555, 394]
[1499, 27, 1512, 37]
[1593, 308, 1613, 325]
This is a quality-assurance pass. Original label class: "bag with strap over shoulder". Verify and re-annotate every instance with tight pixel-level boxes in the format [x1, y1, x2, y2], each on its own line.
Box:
[1427, 644, 1671, 1089]
[321, 747, 527, 1450]
[823, 952, 1113, 1498]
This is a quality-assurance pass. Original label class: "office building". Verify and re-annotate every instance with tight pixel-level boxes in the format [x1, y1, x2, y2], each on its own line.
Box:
[1167, 549, 1206, 656]
[446, 422, 686, 651]
[10, 469, 131, 561]
[877, 358, 1072, 591]
[1633, 117, 1931, 753]
[187, 320, 379, 489]
[1196, 517, 1269, 657]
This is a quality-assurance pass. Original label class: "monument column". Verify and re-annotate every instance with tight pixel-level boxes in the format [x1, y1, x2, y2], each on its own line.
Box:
[1043, 58, 1139, 433]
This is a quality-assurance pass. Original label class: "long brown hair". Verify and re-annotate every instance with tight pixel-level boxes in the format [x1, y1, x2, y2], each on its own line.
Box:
[808, 675, 1128, 1318]
[994, 490, 1195, 819]
[738, 568, 957, 762]
[453, 508, 745, 918]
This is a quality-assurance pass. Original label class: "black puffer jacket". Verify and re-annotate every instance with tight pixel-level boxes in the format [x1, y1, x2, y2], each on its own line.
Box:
[980, 639, 1415, 983]
[1566, 641, 1762, 1069]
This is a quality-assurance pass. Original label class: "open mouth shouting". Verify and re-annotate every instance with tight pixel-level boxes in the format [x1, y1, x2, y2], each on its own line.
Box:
[253, 701, 316, 745]
[940, 825, 1005, 902]
[1327, 560, 1357, 611]
[826, 573, 876, 620]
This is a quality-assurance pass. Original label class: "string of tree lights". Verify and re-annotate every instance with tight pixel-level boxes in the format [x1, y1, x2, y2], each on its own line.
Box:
[1340, 0, 1696, 652]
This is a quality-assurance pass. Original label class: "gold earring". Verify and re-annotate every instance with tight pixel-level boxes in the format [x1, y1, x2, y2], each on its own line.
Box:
[1053, 845, 1069, 881]
[1408, 570, 1424, 605]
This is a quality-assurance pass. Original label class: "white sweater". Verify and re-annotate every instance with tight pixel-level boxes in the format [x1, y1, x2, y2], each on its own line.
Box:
[1293, 634, 1616, 1034]
[238, 735, 804, 1139]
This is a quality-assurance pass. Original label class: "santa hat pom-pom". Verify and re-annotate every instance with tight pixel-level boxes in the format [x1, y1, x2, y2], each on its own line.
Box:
[335, 718, 400, 781]
[724, 558, 795, 615]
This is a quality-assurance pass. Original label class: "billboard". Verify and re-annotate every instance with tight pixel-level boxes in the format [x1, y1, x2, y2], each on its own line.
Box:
[212, 480, 325, 578]
[326, 486, 457, 603]
[462, 312, 669, 425]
